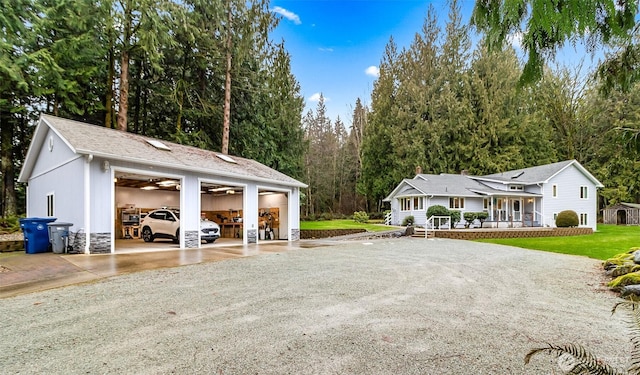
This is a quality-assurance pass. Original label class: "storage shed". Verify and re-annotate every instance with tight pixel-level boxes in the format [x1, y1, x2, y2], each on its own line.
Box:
[602, 202, 640, 225]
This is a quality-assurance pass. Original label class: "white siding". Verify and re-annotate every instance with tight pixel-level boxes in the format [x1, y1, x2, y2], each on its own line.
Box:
[27, 158, 84, 226]
[26, 132, 85, 235]
[425, 196, 485, 227]
[89, 158, 113, 233]
[390, 199, 400, 225]
[30, 130, 78, 178]
[541, 165, 598, 230]
[463, 198, 485, 212]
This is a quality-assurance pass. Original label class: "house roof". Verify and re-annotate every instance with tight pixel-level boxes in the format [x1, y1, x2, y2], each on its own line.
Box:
[383, 174, 495, 201]
[383, 159, 602, 202]
[472, 160, 604, 188]
[19, 114, 307, 188]
[606, 202, 640, 210]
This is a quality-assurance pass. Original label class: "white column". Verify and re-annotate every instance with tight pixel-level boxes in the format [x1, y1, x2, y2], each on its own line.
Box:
[244, 184, 258, 244]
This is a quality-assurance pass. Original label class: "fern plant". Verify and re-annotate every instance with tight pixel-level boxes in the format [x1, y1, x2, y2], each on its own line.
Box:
[525, 300, 640, 374]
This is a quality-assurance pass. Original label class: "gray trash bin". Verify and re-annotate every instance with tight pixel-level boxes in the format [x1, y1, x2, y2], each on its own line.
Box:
[47, 222, 73, 254]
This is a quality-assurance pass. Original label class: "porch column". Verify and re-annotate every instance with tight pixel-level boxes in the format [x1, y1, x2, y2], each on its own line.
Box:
[490, 197, 494, 221]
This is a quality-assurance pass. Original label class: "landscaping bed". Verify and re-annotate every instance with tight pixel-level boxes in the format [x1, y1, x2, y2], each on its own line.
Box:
[0, 232, 24, 253]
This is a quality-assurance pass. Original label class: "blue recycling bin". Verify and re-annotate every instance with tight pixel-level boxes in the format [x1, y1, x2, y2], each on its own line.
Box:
[20, 217, 57, 254]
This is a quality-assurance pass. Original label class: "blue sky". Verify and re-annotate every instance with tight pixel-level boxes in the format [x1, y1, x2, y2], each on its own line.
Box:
[270, 0, 463, 123]
[270, 0, 602, 124]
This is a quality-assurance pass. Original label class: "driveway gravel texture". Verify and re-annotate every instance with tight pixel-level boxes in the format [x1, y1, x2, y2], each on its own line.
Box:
[0, 238, 629, 374]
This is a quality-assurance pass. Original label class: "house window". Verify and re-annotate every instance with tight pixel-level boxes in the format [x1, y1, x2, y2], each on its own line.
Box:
[509, 185, 524, 191]
[580, 213, 588, 226]
[449, 197, 465, 209]
[47, 193, 54, 217]
[413, 197, 424, 210]
[483, 198, 489, 211]
[580, 186, 588, 199]
[552, 184, 558, 198]
[400, 198, 412, 211]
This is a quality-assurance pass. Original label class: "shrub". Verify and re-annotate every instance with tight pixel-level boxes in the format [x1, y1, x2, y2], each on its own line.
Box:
[463, 212, 478, 228]
[368, 211, 384, 220]
[462, 212, 490, 228]
[449, 210, 461, 227]
[0, 216, 21, 234]
[353, 211, 369, 223]
[426, 205, 449, 218]
[402, 215, 415, 226]
[319, 212, 334, 221]
[556, 210, 579, 227]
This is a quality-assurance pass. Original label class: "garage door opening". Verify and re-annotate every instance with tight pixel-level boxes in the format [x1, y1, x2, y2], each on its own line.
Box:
[200, 182, 244, 246]
[258, 189, 289, 241]
[114, 172, 182, 253]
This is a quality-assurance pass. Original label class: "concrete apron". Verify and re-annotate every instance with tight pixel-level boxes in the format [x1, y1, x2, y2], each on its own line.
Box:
[0, 239, 330, 299]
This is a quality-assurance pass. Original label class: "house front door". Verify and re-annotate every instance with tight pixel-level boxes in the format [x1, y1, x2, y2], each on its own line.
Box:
[512, 199, 521, 222]
[495, 198, 507, 221]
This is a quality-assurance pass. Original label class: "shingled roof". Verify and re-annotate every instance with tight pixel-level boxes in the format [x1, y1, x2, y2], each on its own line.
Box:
[473, 160, 602, 187]
[383, 159, 603, 202]
[19, 114, 307, 188]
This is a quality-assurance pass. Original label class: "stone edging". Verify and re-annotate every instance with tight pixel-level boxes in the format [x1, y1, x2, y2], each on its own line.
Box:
[300, 229, 367, 239]
[432, 227, 592, 240]
[0, 240, 24, 253]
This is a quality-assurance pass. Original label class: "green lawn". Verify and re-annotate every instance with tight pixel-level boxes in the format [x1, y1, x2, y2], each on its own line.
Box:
[300, 219, 394, 232]
[476, 224, 640, 260]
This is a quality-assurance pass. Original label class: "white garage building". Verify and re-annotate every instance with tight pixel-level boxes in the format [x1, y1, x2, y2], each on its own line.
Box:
[18, 115, 306, 254]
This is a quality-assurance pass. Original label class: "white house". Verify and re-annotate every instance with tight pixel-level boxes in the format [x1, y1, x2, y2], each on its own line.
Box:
[18, 115, 307, 254]
[384, 160, 603, 231]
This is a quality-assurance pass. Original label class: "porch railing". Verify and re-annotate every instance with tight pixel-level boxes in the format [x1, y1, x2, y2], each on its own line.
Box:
[384, 211, 392, 225]
[425, 215, 451, 238]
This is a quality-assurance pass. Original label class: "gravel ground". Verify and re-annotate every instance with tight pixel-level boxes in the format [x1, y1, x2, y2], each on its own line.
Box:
[0, 238, 630, 374]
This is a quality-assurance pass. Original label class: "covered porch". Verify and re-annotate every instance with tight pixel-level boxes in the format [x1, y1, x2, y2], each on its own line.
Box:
[480, 192, 543, 228]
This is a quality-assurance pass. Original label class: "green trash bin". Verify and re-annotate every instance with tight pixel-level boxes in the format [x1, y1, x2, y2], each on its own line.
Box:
[19, 217, 57, 254]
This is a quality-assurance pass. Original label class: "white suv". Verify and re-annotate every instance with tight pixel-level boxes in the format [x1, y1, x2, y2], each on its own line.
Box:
[140, 209, 220, 244]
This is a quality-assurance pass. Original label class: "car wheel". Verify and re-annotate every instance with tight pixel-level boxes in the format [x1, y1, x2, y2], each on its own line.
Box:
[206, 239, 214, 243]
[142, 227, 154, 242]
[172, 228, 179, 244]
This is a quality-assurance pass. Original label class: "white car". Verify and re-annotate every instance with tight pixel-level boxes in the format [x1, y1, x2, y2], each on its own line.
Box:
[140, 209, 220, 244]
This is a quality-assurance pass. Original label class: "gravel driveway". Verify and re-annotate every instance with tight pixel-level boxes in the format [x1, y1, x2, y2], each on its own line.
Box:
[0, 238, 629, 374]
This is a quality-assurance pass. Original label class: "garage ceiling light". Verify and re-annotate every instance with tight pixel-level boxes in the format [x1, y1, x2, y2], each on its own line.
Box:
[209, 187, 232, 192]
[157, 180, 178, 187]
[140, 186, 159, 190]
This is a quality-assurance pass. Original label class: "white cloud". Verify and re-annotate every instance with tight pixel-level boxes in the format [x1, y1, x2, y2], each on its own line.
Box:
[308, 93, 329, 102]
[507, 31, 523, 50]
[272, 6, 301, 25]
[365, 66, 380, 77]
[319, 47, 334, 53]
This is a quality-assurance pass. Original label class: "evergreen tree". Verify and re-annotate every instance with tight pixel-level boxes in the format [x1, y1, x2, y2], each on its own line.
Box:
[361, 37, 400, 210]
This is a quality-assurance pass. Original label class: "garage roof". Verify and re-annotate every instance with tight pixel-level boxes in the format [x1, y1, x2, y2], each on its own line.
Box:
[19, 115, 307, 188]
